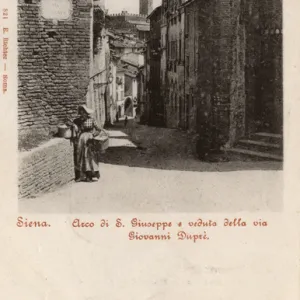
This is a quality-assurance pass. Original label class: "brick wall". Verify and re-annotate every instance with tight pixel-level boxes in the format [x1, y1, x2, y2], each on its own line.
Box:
[19, 138, 74, 199]
[18, 0, 92, 134]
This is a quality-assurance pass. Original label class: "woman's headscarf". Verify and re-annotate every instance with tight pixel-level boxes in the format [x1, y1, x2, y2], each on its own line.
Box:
[78, 105, 94, 115]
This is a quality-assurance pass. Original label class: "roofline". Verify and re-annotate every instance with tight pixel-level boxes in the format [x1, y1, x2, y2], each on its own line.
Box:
[120, 57, 142, 68]
[147, 5, 162, 20]
[121, 60, 140, 68]
[180, 0, 195, 9]
[125, 72, 138, 78]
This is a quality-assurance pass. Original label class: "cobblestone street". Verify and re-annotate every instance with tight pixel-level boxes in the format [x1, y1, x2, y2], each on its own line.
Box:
[19, 120, 283, 213]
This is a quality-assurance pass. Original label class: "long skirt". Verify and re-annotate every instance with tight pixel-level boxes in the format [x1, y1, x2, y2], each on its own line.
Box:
[74, 132, 100, 180]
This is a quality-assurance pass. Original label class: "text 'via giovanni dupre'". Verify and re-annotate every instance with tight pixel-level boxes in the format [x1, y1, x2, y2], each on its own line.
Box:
[16, 217, 268, 243]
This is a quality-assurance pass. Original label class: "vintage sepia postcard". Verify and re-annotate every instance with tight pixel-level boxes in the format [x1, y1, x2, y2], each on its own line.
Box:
[0, 0, 299, 299]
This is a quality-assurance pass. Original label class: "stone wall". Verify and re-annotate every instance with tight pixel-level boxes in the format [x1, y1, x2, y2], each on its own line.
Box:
[184, 2, 198, 133]
[18, 0, 92, 134]
[19, 138, 74, 199]
[195, 0, 282, 149]
[194, 0, 245, 149]
[244, 0, 283, 135]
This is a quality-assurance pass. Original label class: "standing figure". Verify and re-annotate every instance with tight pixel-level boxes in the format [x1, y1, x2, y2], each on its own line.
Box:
[124, 115, 128, 127]
[71, 105, 102, 182]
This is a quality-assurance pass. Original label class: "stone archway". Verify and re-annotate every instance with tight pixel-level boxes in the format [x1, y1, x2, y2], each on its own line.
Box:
[124, 97, 133, 117]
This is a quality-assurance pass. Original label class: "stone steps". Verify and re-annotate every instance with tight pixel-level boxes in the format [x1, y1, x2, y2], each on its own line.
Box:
[251, 132, 283, 144]
[225, 147, 283, 161]
[224, 132, 283, 162]
[237, 139, 282, 156]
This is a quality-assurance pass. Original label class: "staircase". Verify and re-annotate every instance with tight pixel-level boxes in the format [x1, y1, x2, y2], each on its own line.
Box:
[224, 132, 283, 161]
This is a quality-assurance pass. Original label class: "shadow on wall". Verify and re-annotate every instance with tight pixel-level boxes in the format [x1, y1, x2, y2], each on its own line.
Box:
[101, 122, 283, 173]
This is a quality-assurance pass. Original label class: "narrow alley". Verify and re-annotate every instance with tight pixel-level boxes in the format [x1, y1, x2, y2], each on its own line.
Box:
[17, 0, 283, 212]
[19, 120, 283, 214]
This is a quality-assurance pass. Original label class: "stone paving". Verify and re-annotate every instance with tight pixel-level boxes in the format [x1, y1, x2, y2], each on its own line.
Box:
[19, 121, 283, 214]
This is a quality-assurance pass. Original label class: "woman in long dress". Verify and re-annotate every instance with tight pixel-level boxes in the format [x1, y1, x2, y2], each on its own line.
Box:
[71, 105, 102, 182]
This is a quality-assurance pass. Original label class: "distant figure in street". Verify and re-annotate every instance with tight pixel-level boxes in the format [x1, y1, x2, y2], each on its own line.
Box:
[116, 112, 119, 123]
[124, 115, 128, 127]
[70, 105, 102, 182]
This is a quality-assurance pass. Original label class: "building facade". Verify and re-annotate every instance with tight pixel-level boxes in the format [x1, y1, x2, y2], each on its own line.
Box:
[88, 7, 111, 127]
[141, 41, 151, 124]
[116, 68, 125, 117]
[182, 0, 198, 132]
[147, 6, 164, 126]
[160, 0, 168, 123]
[107, 56, 118, 124]
[164, 0, 186, 129]
[148, 0, 282, 158]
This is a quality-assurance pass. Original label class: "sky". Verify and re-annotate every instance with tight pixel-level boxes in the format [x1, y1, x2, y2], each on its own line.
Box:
[104, 0, 161, 14]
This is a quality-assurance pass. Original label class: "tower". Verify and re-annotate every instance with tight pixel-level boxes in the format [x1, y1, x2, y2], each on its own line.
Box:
[139, 0, 153, 16]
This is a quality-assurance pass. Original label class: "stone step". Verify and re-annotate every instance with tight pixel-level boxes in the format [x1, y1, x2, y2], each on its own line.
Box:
[237, 139, 283, 155]
[255, 132, 283, 139]
[251, 132, 283, 145]
[225, 147, 283, 162]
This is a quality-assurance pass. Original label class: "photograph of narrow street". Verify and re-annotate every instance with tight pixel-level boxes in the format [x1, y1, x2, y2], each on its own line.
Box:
[18, 0, 283, 213]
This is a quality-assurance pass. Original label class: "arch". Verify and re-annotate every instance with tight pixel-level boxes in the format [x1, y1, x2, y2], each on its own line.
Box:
[124, 97, 134, 117]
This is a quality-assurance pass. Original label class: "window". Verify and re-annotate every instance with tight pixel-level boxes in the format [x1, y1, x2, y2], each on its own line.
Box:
[186, 55, 189, 77]
[194, 14, 197, 71]
[179, 36, 182, 61]
[185, 13, 190, 37]
[171, 41, 176, 59]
